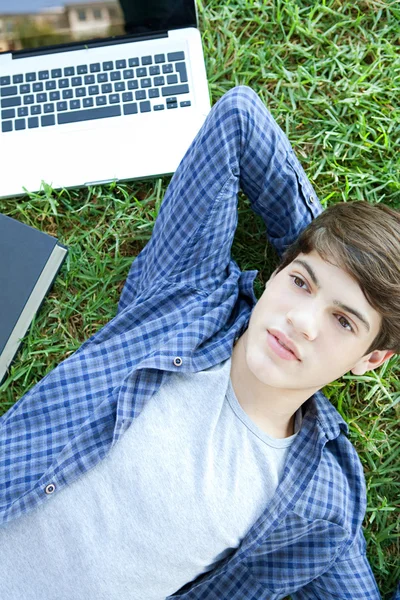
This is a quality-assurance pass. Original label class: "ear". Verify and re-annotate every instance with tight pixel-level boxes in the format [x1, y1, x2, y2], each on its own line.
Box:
[351, 349, 395, 376]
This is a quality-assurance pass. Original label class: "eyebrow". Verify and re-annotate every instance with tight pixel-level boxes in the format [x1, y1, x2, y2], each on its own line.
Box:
[292, 259, 371, 332]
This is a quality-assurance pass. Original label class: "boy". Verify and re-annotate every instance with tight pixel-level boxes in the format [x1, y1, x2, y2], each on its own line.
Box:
[0, 86, 398, 599]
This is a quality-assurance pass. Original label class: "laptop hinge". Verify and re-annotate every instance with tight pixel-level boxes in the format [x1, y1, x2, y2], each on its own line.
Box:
[12, 32, 168, 60]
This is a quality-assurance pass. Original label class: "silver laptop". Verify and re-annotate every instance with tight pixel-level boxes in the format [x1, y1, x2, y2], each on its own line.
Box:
[0, 0, 211, 198]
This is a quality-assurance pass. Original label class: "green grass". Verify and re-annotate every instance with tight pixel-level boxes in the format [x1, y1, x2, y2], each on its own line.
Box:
[1, 0, 399, 597]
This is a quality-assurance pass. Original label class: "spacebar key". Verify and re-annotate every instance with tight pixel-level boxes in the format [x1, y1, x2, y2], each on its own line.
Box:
[58, 105, 121, 125]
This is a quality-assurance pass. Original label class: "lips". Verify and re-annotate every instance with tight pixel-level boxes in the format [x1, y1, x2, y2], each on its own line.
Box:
[268, 329, 301, 361]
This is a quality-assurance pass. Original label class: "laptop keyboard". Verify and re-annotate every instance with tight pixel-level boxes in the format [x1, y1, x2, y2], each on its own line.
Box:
[0, 51, 191, 133]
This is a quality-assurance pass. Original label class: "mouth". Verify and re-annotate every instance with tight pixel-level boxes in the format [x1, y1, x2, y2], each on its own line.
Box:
[267, 329, 301, 361]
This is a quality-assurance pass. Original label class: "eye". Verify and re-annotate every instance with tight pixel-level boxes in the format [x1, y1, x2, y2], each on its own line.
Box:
[290, 275, 309, 290]
[336, 315, 353, 332]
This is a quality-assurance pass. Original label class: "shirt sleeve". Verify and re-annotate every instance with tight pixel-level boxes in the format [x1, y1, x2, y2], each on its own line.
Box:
[290, 533, 381, 600]
[117, 86, 322, 310]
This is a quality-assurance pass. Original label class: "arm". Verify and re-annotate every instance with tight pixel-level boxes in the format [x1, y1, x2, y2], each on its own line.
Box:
[291, 532, 381, 600]
[117, 85, 322, 311]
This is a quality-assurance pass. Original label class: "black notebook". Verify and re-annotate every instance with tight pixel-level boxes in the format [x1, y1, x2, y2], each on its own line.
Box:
[0, 213, 68, 384]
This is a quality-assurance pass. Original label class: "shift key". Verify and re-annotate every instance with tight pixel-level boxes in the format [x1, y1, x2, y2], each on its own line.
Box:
[161, 84, 189, 97]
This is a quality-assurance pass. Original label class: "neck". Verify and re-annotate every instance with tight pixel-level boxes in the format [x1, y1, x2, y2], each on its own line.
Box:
[230, 330, 314, 439]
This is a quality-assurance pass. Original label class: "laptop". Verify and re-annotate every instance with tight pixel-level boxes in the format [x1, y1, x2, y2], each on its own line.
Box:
[0, 0, 211, 198]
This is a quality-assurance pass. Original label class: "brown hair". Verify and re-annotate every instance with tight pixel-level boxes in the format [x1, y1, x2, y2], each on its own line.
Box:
[275, 201, 400, 355]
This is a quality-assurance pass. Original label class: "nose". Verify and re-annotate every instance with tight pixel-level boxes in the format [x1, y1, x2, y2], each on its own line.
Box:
[286, 306, 318, 341]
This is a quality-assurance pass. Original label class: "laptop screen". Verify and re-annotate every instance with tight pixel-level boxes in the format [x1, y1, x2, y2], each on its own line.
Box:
[0, 0, 197, 55]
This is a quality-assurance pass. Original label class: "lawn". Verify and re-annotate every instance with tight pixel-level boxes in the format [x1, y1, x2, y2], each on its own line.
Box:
[0, 0, 399, 597]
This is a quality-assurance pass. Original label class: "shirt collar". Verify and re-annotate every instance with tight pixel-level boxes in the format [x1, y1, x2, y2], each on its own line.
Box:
[303, 389, 349, 440]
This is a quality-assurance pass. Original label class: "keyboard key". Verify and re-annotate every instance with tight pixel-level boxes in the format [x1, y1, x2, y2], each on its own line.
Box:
[149, 88, 160, 99]
[26, 72, 36, 82]
[122, 92, 133, 102]
[50, 91, 61, 101]
[154, 54, 165, 64]
[90, 63, 101, 73]
[167, 74, 178, 85]
[33, 82, 44, 92]
[136, 67, 147, 78]
[167, 101, 178, 109]
[39, 70, 49, 80]
[44, 103, 55, 113]
[0, 85, 18, 97]
[110, 71, 121, 81]
[141, 56, 152, 65]
[139, 101, 151, 113]
[15, 118, 26, 130]
[123, 69, 134, 79]
[41, 114, 55, 126]
[161, 84, 189, 97]
[51, 69, 62, 78]
[168, 51, 185, 61]
[46, 80, 56, 90]
[23, 95, 34, 105]
[30, 105, 41, 115]
[77, 65, 88, 74]
[154, 76, 165, 86]
[84, 75, 95, 85]
[36, 93, 47, 103]
[71, 76, 82, 86]
[64, 66, 75, 76]
[128, 57, 139, 67]
[75, 87, 86, 97]
[154, 104, 164, 111]
[114, 82, 125, 92]
[162, 64, 173, 74]
[109, 93, 120, 104]
[88, 85, 99, 95]
[20, 84, 30, 94]
[149, 66, 160, 76]
[97, 73, 108, 83]
[140, 78, 151, 88]
[1, 108, 15, 119]
[174, 67, 189, 84]
[69, 99, 80, 110]
[12, 74, 23, 84]
[83, 97, 94, 107]
[101, 83, 112, 94]
[116, 59, 126, 69]
[58, 105, 121, 124]
[103, 61, 113, 71]
[96, 95, 106, 106]
[0, 76, 11, 86]
[127, 80, 138, 90]
[135, 90, 146, 100]
[57, 101, 68, 111]
[123, 102, 138, 115]
[1, 96, 21, 108]
[18, 106, 28, 116]
[180, 100, 191, 107]
[28, 116, 39, 128]
[2, 120, 12, 132]
[62, 89, 73, 99]
[58, 79, 69, 88]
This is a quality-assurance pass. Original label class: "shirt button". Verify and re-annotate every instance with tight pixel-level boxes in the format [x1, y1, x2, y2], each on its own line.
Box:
[45, 483, 56, 494]
[173, 357, 183, 367]
[309, 195, 314, 204]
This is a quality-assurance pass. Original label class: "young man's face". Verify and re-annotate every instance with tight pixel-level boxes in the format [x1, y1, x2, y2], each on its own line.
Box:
[243, 250, 390, 395]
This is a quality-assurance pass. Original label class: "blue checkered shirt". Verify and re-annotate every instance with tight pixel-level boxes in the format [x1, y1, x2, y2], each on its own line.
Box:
[1, 87, 385, 599]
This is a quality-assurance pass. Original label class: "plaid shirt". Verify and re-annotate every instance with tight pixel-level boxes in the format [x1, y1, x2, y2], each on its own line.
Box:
[1, 86, 385, 599]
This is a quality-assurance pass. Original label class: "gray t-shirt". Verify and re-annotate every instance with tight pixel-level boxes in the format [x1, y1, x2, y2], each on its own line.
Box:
[1, 357, 301, 600]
